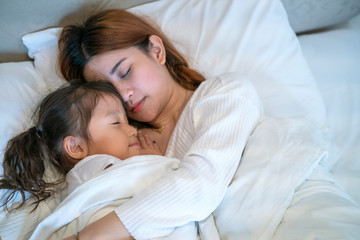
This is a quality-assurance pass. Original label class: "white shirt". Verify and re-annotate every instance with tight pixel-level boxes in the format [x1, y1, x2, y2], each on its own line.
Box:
[115, 72, 263, 239]
[66, 154, 120, 196]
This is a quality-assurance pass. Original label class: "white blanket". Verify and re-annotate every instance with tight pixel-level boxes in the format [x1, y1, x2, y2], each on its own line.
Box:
[213, 118, 329, 240]
[30, 118, 330, 240]
[29, 156, 197, 240]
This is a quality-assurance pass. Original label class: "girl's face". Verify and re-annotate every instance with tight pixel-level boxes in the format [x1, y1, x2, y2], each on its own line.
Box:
[83, 36, 176, 125]
[86, 94, 140, 159]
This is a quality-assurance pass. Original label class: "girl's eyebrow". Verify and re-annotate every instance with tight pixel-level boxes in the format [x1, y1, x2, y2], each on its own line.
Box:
[106, 110, 122, 117]
[110, 58, 126, 75]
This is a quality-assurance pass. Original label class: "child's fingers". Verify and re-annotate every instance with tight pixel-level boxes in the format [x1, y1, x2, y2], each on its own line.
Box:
[138, 131, 162, 155]
[138, 130, 147, 148]
[143, 134, 153, 146]
[138, 130, 154, 149]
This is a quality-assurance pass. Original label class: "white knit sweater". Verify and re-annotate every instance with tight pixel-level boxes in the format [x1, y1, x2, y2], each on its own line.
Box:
[115, 72, 263, 239]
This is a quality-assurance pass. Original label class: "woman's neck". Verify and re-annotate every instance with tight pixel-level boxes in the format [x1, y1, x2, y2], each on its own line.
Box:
[150, 86, 193, 133]
[142, 86, 193, 155]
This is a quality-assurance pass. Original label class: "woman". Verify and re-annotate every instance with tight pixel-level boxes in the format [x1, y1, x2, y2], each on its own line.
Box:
[59, 9, 262, 240]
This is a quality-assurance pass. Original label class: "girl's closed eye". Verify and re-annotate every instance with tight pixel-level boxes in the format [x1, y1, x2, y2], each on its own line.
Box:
[112, 121, 120, 125]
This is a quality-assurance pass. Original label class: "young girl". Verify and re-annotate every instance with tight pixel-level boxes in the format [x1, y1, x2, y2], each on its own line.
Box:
[0, 80, 161, 212]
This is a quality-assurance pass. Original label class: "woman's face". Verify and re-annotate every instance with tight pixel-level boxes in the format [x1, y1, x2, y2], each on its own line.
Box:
[86, 94, 140, 159]
[83, 37, 175, 124]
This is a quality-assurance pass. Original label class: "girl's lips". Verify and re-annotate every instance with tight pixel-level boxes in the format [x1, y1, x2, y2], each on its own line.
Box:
[129, 140, 140, 148]
[129, 99, 145, 114]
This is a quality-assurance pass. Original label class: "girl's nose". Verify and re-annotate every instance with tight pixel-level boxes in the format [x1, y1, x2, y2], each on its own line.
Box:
[127, 125, 137, 136]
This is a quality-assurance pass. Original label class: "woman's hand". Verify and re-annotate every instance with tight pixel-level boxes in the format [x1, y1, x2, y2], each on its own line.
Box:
[138, 130, 161, 155]
[62, 211, 134, 240]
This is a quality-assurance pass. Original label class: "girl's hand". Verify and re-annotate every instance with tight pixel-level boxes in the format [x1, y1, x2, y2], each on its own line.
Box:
[138, 130, 161, 155]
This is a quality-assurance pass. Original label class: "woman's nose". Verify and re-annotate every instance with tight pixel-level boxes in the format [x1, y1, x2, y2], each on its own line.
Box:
[117, 86, 134, 103]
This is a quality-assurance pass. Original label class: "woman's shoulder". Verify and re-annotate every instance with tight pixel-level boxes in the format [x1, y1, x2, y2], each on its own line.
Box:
[194, 72, 260, 103]
[199, 72, 253, 92]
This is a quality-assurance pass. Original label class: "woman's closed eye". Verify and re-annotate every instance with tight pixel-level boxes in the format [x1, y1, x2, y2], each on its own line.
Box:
[120, 67, 131, 79]
[112, 122, 120, 125]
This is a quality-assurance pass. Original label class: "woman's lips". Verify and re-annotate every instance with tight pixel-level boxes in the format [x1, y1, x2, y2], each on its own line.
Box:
[128, 98, 145, 114]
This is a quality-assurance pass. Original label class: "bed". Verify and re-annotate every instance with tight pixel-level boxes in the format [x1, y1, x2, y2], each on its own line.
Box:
[1, 0, 360, 239]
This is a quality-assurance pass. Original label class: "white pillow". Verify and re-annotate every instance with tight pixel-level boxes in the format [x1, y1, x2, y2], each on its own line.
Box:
[22, 27, 66, 90]
[0, 62, 49, 175]
[22, 0, 326, 127]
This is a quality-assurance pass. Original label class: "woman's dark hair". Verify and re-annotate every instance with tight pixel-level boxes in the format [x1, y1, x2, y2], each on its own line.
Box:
[0, 80, 123, 212]
[58, 9, 205, 90]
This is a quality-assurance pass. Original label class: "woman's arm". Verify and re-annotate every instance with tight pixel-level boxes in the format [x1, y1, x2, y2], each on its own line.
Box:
[63, 211, 133, 240]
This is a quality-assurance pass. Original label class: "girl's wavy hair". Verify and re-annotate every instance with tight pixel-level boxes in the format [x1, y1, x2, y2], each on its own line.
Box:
[0, 80, 123, 212]
[58, 9, 205, 90]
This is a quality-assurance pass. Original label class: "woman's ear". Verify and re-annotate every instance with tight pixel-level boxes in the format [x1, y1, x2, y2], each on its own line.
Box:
[63, 135, 88, 160]
[149, 35, 166, 65]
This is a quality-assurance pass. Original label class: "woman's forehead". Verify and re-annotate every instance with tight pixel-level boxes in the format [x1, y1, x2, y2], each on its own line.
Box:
[84, 48, 138, 81]
[92, 47, 138, 62]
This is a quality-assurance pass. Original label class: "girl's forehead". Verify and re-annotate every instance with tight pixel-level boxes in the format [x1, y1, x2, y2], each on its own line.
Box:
[98, 94, 124, 109]
[90, 94, 124, 117]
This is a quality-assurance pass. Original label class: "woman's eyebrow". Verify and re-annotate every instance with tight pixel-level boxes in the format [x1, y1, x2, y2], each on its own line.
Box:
[110, 58, 126, 75]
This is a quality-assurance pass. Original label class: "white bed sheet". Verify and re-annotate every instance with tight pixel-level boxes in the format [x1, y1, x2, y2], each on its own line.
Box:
[298, 13, 360, 206]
